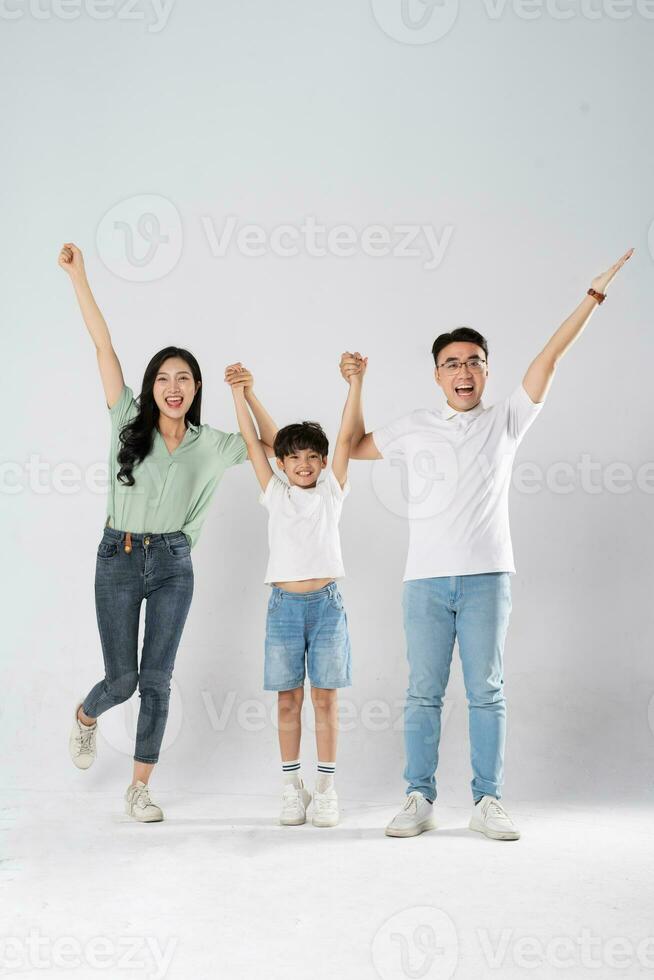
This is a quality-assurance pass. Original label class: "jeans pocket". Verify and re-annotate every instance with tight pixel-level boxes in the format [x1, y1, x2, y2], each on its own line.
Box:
[165, 535, 191, 558]
[96, 540, 118, 560]
[268, 590, 282, 613]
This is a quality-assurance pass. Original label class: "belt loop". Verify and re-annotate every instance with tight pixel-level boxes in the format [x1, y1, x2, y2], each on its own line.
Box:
[124, 531, 132, 554]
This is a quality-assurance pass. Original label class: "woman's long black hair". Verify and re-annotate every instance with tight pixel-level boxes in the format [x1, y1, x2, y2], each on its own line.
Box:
[117, 346, 203, 486]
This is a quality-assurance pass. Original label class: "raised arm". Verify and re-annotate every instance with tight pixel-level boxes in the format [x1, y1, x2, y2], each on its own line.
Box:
[338, 351, 382, 460]
[226, 372, 274, 492]
[332, 353, 368, 488]
[224, 363, 276, 458]
[58, 243, 125, 409]
[523, 248, 634, 404]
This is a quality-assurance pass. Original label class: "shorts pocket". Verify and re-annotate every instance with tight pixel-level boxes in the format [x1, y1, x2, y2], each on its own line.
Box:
[268, 589, 282, 613]
[328, 588, 344, 611]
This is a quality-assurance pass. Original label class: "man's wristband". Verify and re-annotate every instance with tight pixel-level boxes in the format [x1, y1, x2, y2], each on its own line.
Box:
[587, 287, 606, 305]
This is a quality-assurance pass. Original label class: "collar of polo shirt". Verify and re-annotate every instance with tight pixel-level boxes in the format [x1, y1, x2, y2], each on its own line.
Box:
[185, 420, 200, 433]
[441, 400, 485, 421]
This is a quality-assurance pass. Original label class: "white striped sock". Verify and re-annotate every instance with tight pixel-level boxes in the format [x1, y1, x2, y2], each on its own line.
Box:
[282, 759, 301, 785]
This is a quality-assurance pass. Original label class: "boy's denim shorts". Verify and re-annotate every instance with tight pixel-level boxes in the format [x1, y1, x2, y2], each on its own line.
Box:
[264, 581, 352, 691]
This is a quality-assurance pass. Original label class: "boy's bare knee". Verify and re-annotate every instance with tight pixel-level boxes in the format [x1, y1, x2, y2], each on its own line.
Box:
[278, 687, 304, 712]
[310, 686, 337, 710]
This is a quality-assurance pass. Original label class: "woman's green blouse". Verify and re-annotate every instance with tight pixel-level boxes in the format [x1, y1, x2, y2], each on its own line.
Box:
[105, 385, 247, 549]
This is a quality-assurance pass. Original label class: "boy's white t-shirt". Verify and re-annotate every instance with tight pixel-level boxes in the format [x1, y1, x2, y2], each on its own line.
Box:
[259, 469, 349, 585]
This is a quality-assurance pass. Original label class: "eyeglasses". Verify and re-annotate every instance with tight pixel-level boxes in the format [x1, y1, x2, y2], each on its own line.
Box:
[437, 357, 487, 375]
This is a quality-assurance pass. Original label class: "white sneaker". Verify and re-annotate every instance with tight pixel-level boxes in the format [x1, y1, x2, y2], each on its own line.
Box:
[385, 791, 436, 838]
[280, 779, 311, 826]
[125, 781, 164, 823]
[312, 786, 339, 827]
[69, 702, 97, 770]
[469, 795, 520, 840]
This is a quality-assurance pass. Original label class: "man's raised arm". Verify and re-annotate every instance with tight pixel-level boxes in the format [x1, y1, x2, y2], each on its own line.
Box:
[338, 351, 382, 460]
[522, 248, 633, 404]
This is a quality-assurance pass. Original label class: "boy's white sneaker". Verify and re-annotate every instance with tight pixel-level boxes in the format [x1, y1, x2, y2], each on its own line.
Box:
[312, 786, 339, 827]
[69, 702, 97, 770]
[385, 791, 436, 838]
[280, 779, 311, 826]
[125, 781, 164, 823]
[469, 795, 520, 840]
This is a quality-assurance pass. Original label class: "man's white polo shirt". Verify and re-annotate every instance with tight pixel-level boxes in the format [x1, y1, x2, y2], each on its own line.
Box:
[372, 384, 543, 580]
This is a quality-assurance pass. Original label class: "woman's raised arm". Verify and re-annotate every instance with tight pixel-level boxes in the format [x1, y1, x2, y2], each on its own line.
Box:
[58, 242, 125, 409]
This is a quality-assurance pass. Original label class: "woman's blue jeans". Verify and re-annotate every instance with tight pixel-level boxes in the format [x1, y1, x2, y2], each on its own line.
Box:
[82, 527, 194, 764]
[402, 573, 512, 803]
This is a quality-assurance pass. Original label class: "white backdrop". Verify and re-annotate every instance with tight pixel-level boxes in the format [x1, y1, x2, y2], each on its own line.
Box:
[2, 0, 653, 807]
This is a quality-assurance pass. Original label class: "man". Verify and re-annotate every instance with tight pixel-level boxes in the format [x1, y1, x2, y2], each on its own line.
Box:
[341, 248, 632, 841]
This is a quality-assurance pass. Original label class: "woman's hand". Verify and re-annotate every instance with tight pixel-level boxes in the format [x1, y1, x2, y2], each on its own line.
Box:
[58, 242, 86, 281]
[590, 247, 634, 296]
[224, 362, 254, 392]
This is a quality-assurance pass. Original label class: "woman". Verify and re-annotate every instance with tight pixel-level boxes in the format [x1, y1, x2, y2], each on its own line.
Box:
[59, 242, 276, 822]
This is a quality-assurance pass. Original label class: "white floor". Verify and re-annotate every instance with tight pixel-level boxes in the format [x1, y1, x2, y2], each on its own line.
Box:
[3, 793, 652, 980]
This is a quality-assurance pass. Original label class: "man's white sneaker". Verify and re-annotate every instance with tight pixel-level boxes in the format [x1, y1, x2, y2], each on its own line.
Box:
[69, 702, 97, 770]
[385, 791, 436, 838]
[469, 795, 520, 840]
[125, 781, 164, 823]
[280, 779, 311, 826]
[312, 786, 339, 827]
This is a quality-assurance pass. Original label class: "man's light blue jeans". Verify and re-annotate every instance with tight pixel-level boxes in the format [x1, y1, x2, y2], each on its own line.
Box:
[402, 573, 512, 803]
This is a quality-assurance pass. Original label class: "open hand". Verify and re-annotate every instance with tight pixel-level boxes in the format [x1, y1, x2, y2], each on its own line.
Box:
[590, 248, 634, 296]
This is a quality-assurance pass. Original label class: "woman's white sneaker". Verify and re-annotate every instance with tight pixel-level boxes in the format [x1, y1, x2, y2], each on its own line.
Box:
[312, 786, 339, 827]
[125, 781, 164, 823]
[469, 795, 520, 840]
[385, 791, 437, 837]
[280, 779, 311, 825]
[69, 702, 97, 770]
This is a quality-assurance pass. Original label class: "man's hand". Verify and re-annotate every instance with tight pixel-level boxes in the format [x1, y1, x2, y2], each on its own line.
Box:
[224, 362, 254, 392]
[590, 248, 634, 296]
[523, 246, 635, 405]
[340, 350, 367, 384]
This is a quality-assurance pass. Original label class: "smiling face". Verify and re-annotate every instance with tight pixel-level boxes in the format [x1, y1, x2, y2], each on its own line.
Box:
[276, 448, 328, 489]
[152, 357, 201, 422]
[434, 341, 488, 412]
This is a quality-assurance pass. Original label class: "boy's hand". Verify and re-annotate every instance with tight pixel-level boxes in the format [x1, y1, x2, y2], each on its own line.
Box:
[224, 362, 254, 392]
[339, 351, 367, 384]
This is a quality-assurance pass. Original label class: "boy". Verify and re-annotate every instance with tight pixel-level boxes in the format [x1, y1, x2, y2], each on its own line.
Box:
[225, 356, 367, 827]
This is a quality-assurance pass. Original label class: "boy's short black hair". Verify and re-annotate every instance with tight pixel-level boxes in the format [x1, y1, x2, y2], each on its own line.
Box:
[274, 421, 329, 460]
[432, 327, 489, 366]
